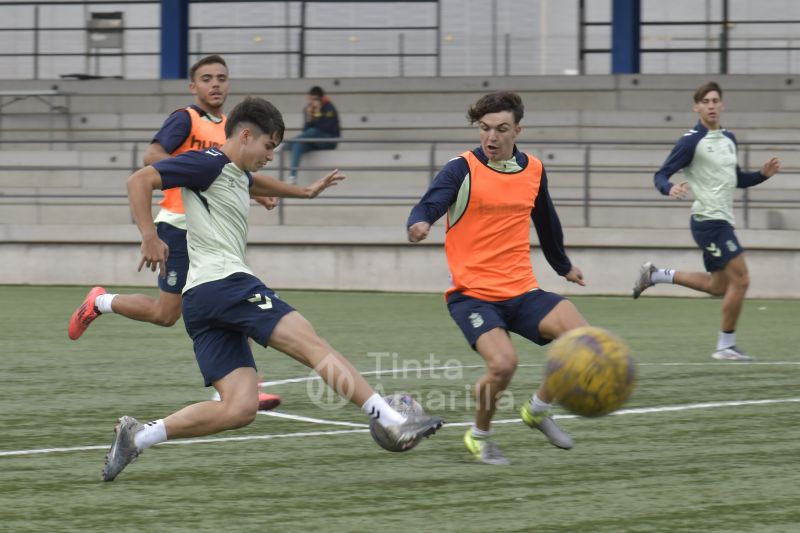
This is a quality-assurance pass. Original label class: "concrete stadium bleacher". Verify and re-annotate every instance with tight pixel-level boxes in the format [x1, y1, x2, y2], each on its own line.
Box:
[1, 74, 799, 294]
[2, 74, 800, 142]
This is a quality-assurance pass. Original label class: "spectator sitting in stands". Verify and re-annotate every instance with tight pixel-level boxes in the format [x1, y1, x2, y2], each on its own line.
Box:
[285, 86, 340, 183]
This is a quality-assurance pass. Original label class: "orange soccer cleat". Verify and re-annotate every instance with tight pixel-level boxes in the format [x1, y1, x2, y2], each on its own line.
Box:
[258, 392, 282, 411]
[68, 286, 106, 340]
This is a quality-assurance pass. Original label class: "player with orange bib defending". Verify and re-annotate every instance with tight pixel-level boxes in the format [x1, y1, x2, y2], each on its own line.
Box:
[407, 91, 591, 465]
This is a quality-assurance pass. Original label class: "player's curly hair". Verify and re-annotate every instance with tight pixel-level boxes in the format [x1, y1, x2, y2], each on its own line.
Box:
[694, 81, 722, 103]
[467, 91, 525, 125]
[225, 97, 285, 142]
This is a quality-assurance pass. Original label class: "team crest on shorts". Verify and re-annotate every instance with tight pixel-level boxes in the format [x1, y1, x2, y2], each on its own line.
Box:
[167, 270, 178, 286]
[469, 312, 484, 329]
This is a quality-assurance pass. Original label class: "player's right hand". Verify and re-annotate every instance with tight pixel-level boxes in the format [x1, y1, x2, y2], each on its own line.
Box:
[138, 235, 170, 277]
[564, 266, 586, 286]
[306, 169, 345, 199]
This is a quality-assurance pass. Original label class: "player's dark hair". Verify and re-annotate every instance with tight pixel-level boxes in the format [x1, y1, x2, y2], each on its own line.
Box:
[308, 85, 325, 98]
[190, 54, 228, 81]
[225, 97, 285, 142]
[694, 81, 722, 103]
[467, 91, 524, 125]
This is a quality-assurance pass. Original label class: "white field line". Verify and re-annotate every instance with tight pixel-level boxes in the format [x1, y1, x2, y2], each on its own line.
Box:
[258, 364, 486, 387]
[2, 397, 799, 458]
[258, 410, 368, 428]
[258, 361, 800, 388]
[443, 397, 800, 427]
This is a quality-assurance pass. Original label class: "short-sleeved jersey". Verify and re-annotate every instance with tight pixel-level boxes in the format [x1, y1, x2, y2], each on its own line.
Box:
[152, 105, 226, 230]
[152, 148, 253, 293]
[407, 146, 572, 302]
[653, 121, 767, 225]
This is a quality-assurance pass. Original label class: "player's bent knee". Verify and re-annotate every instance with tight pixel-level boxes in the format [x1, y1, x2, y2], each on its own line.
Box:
[734, 273, 750, 291]
[226, 405, 258, 429]
[487, 355, 518, 382]
[709, 285, 726, 297]
[153, 314, 181, 327]
[153, 292, 183, 327]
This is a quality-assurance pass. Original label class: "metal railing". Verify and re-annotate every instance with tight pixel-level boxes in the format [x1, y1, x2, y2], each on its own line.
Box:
[1, 137, 798, 229]
[578, 0, 800, 74]
[0, 0, 441, 80]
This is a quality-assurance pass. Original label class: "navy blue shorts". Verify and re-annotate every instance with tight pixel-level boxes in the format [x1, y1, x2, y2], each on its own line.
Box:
[690, 217, 743, 272]
[447, 289, 565, 349]
[182, 273, 295, 386]
[156, 222, 188, 294]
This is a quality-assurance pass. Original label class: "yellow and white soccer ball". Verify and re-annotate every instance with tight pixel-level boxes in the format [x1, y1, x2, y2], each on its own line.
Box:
[544, 326, 636, 417]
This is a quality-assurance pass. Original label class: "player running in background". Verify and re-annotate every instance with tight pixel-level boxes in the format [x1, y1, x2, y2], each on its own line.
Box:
[632, 81, 781, 362]
[407, 91, 588, 465]
[102, 97, 443, 481]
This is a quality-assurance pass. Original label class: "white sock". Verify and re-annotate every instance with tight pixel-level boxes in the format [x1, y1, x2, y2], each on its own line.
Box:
[530, 393, 552, 414]
[717, 331, 736, 351]
[471, 425, 492, 439]
[651, 268, 675, 284]
[95, 293, 117, 314]
[362, 393, 406, 428]
[133, 419, 167, 451]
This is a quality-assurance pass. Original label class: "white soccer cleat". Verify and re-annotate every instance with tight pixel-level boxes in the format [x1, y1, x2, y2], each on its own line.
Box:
[381, 415, 444, 452]
[102, 416, 143, 482]
[712, 346, 754, 362]
[632, 261, 657, 299]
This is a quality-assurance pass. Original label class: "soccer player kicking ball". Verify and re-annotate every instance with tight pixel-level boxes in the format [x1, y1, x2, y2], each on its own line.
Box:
[407, 91, 589, 465]
[102, 97, 443, 482]
[632, 81, 781, 362]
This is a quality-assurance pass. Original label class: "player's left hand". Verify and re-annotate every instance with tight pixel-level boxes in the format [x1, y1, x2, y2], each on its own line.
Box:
[564, 266, 586, 286]
[306, 169, 345, 199]
[761, 156, 781, 178]
[669, 181, 690, 200]
[254, 196, 279, 210]
[407, 221, 431, 243]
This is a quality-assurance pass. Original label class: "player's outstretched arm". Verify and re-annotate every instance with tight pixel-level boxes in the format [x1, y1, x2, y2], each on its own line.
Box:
[127, 166, 169, 276]
[250, 169, 345, 199]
